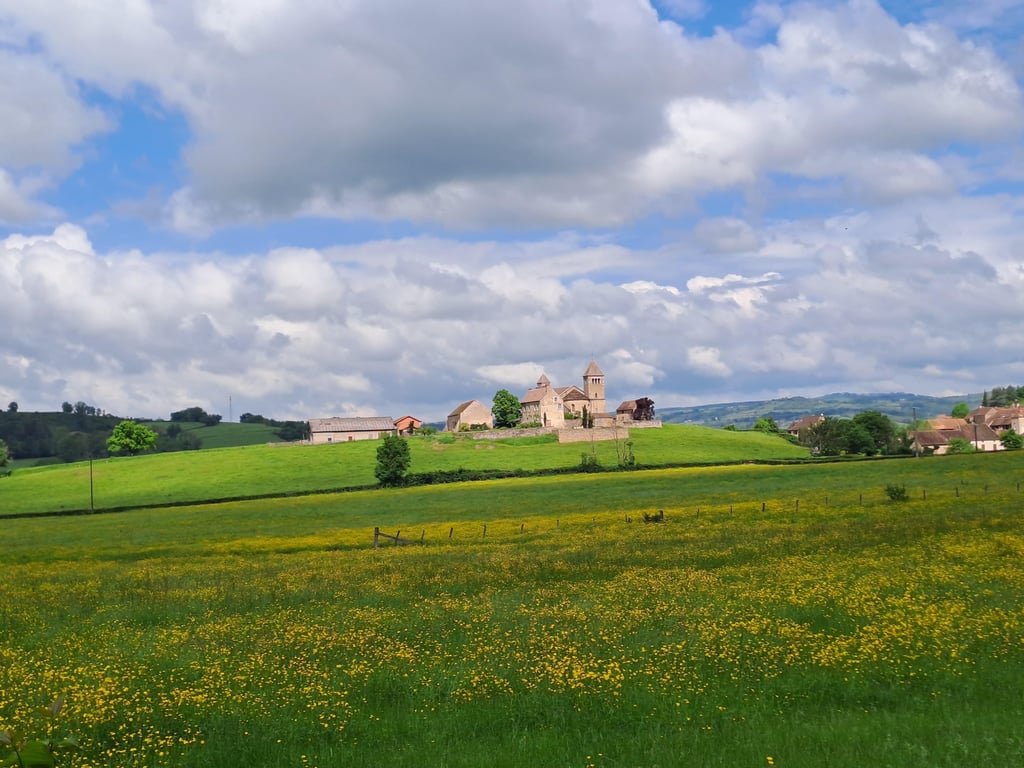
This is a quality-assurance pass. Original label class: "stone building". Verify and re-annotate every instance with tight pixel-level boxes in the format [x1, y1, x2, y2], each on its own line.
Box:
[446, 400, 494, 432]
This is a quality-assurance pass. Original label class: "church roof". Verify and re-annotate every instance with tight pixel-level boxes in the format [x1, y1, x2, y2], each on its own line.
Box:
[584, 360, 603, 376]
[537, 373, 551, 387]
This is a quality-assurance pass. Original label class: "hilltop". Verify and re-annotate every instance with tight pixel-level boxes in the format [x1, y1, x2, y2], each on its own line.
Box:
[660, 391, 976, 430]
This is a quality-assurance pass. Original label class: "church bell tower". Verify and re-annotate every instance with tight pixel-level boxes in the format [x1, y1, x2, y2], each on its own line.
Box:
[583, 360, 606, 415]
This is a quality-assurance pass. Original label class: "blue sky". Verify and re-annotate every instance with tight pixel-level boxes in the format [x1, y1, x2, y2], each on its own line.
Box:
[1, 0, 1023, 422]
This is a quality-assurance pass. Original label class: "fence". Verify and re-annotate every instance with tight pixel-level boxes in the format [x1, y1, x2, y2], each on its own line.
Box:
[369, 478, 1023, 548]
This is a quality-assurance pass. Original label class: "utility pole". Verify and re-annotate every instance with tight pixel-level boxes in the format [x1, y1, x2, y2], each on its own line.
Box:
[912, 406, 919, 458]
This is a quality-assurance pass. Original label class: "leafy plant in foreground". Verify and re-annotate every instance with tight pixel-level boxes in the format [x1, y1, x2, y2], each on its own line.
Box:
[0, 696, 78, 768]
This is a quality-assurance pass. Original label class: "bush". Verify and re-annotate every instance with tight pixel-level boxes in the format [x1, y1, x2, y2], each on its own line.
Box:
[884, 483, 909, 502]
[580, 452, 601, 472]
[374, 434, 411, 487]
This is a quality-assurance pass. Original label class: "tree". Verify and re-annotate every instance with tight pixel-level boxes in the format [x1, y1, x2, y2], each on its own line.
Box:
[852, 411, 896, 454]
[950, 402, 969, 419]
[491, 389, 522, 429]
[6, 401, 17, 413]
[843, 422, 876, 455]
[946, 437, 975, 455]
[61, 401, 73, 414]
[754, 416, 780, 434]
[803, 417, 848, 456]
[106, 421, 157, 456]
[0, 437, 8, 467]
[1000, 428, 1024, 450]
[633, 397, 655, 421]
[375, 434, 411, 487]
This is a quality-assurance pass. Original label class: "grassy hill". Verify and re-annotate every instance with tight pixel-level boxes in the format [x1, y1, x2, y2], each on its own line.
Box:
[0, 452, 1021, 767]
[0, 424, 808, 516]
[661, 391, 977, 429]
[141, 420, 284, 448]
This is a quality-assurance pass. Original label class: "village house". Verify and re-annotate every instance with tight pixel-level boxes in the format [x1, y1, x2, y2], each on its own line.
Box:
[912, 423, 1002, 454]
[394, 415, 422, 435]
[446, 400, 493, 432]
[309, 416, 397, 444]
[969, 405, 1024, 435]
[786, 414, 824, 437]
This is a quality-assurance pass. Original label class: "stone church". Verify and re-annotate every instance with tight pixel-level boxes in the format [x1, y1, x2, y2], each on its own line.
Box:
[520, 361, 615, 428]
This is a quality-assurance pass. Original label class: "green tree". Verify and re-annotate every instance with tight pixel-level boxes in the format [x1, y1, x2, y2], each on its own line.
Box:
[1000, 428, 1024, 450]
[753, 416, 780, 434]
[491, 389, 522, 429]
[0, 437, 8, 467]
[374, 433, 411, 487]
[950, 402, 969, 418]
[843, 422, 876, 455]
[61, 401, 73, 414]
[946, 437, 975, 455]
[6, 401, 17, 413]
[852, 411, 896, 454]
[106, 421, 157, 456]
[803, 417, 848, 456]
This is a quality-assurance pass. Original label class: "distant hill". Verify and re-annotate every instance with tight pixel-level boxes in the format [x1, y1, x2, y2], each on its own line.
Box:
[659, 392, 978, 430]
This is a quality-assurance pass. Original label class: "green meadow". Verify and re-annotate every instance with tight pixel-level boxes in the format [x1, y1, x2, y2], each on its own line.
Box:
[0, 424, 808, 516]
[0, 446, 1022, 767]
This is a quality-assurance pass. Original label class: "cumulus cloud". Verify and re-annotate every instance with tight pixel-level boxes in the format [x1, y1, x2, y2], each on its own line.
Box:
[6, 0, 1014, 230]
[0, 210, 1022, 419]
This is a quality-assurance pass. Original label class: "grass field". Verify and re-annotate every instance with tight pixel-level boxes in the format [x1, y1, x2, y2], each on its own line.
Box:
[0, 424, 808, 516]
[140, 421, 284, 450]
[0, 451, 1022, 767]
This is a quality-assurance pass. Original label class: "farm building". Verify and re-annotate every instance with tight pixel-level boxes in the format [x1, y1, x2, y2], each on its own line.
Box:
[446, 400, 493, 432]
[309, 416, 397, 444]
[394, 415, 422, 435]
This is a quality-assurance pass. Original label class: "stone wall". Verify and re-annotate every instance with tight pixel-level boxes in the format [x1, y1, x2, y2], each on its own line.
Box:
[556, 426, 630, 444]
[622, 419, 663, 429]
[468, 426, 556, 440]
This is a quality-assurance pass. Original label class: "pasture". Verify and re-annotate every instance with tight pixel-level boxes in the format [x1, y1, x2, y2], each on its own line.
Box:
[0, 424, 808, 516]
[1, 451, 1022, 767]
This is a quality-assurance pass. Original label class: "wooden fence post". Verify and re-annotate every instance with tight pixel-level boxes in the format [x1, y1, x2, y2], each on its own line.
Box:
[449, 527, 454, 540]
[374, 527, 380, 548]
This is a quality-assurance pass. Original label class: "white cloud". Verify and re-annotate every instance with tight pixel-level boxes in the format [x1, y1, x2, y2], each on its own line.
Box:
[687, 346, 731, 377]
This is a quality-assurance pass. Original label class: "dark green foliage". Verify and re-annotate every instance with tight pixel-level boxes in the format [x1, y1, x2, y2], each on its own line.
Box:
[579, 452, 601, 472]
[851, 410, 896, 454]
[1000, 428, 1023, 450]
[0, 411, 119, 461]
[581, 406, 594, 429]
[6, 402, 17, 413]
[946, 437, 975, 454]
[240, 412, 308, 441]
[884, 483, 909, 502]
[0, 438, 8, 467]
[985, 385, 1024, 407]
[491, 389, 522, 428]
[375, 434, 411, 487]
[754, 416, 780, 434]
[950, 402, 969, 418]
[0, 696, 77, 767]
[106, 421, 158, 456]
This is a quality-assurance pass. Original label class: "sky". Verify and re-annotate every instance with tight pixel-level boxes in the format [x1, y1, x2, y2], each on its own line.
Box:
[1, 0, 1023, 423]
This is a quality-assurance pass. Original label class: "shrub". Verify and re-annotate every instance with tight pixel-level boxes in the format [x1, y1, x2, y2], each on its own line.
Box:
[580, 452, 601, 472]
[374, 434, 411, 487]
[885, 483, 909, 502]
